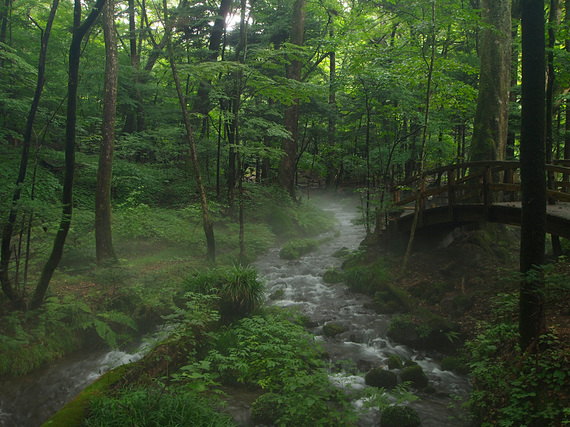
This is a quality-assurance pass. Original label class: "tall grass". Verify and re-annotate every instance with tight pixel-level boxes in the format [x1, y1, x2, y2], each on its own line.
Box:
[182, 265, 264, 324]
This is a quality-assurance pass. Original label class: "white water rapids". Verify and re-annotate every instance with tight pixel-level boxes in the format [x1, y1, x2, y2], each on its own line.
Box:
[0, 194, 472, 426]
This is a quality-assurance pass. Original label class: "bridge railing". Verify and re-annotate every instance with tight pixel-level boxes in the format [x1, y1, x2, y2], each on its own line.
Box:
[391, 161, 570, 220]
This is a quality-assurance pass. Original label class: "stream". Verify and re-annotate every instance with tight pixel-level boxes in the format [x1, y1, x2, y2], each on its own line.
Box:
[0, 195, 471, 426]
[244, 194, 472, 426]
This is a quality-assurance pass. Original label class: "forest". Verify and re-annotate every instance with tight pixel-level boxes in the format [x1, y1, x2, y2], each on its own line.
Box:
[0, 0, 569, 426]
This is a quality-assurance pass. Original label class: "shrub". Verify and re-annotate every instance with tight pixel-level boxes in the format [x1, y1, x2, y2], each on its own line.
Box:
[380, 405, 421, 427]
[250, 392, 282, 425]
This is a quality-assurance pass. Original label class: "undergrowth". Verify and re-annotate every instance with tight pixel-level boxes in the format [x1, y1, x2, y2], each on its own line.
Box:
[467, 291, 570, 426]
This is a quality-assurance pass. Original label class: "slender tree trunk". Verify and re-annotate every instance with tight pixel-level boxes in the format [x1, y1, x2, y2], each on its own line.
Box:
[164, 0, 215, 263]
[0, 0, 59, 306]
[566, 0, 570, 184]
[95, 0, 118, 266]
[325, 16, 337, 189]
[277, 0, 307, 199]
[32, 0, 106, 309]
[519, 0, 546, 351]
[470, 0, 511, 162]
[402, 1, 436, 273]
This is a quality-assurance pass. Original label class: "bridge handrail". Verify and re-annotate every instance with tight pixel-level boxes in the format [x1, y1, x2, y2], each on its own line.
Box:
[391, 161, 570, 212]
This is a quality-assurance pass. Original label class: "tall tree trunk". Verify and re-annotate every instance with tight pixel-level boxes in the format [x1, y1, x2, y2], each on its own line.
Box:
[95, 0, 118, 266]
[32, 0, 106, 309]
[277, 0, 307, 199]
[325, 15, 337, 189]
[519, 0, 546, 351]
[470, 0, 511, 161]
[1, 0, 60, 305]
[546, 0, 562, 256]
[507, 1, 521, 161]
[164, 0, 215, 263]
[401, 1, 436, 273]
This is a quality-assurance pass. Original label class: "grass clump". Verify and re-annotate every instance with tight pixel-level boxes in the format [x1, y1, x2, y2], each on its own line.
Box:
[83, 387, 235, 427]
[182, 265, 264, 324]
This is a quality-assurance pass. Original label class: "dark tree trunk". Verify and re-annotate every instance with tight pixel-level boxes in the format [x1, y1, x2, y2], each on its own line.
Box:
[95, 0, 118, 266]
[470, 0, 511, 161]
[32, 0, 106, 309]
[1, 0, 59, 306]
[277, 0, 307, 199]
[519, 0, 546, 350]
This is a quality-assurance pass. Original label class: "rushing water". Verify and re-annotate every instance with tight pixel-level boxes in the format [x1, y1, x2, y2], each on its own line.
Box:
[248, 194, 472, 426]
[0, 333, 162, 427]
[0, 194, 471, 427]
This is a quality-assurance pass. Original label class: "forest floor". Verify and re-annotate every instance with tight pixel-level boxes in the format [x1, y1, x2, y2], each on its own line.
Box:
[383, 224, 570, 343]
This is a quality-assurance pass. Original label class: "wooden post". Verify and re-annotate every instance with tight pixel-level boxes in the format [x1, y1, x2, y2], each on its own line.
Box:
[448, 168, 456, 221]
[483, 165, 491, 221]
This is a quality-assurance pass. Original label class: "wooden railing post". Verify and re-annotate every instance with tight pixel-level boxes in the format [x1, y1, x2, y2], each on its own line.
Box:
[448, 168, 456, 221]
[483, 165, 491, 220]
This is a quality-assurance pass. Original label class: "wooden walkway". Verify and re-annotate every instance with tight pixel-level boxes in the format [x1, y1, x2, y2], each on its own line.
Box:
[386, 161, 570, 239]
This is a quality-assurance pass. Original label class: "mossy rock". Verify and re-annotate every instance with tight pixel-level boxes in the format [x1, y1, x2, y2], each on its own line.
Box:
[387, 354, 403, 369]
[400, 364, 429, 389]
[279, 238, 319, 260]
[365, 367, 398, 390]
[387, 315, 421, 347]
[380, 405, 421, 427]
[332, 247, 350, 258]
[269, 289, 285, 300]
[322, 268, 344, 284]
[322, 322, 346, 337]
[250, 392, 282, 425]
[268, 209, 294, 236]
[441, 356, 469, 375]
[42, 364, 131, 426]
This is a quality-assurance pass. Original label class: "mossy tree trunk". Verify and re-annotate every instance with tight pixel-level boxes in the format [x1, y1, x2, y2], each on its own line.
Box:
[277, 0, 307, 199]
[95, 0, 118, 266]
[470, 0, 511, 162]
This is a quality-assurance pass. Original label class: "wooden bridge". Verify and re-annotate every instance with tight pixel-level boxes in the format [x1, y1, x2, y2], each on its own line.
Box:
[386, 161, 570, 239]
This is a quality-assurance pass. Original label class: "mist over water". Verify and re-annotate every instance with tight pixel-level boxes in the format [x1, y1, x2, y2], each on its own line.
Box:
[0, 194, 471, 426]
[251, 194, 472, 426]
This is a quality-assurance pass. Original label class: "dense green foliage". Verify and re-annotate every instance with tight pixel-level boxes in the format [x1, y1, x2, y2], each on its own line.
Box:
[467, 291, 570, 426]
[84, 388, 235, 427]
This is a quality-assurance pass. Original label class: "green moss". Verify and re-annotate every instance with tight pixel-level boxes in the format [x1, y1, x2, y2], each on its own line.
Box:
[269, 208, 294, 236]
[365, 368, 398, 390]
[322, 322, 346, 337]
[400, 364, 429, 389]
[322, 268, 343, 283]
[42, 364, 131, 426]
[387, 354, 403, 369]
[441, 356, 469, 375]
[279, 238, 319, 260]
